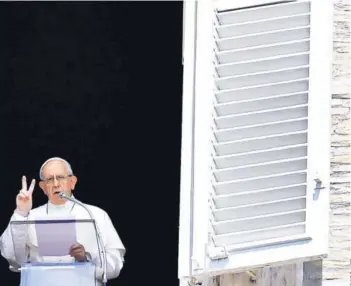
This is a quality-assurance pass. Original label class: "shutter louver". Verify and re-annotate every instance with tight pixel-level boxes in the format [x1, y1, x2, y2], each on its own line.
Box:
[210, 1, 311, 252]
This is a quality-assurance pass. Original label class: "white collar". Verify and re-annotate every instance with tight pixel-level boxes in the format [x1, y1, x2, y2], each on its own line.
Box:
[47, 195, 76, 213]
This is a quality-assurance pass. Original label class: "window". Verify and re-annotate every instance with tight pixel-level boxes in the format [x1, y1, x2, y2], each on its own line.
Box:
[178, 0, 333, 283]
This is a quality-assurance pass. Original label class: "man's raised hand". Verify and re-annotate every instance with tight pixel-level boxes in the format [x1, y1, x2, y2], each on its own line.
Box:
[16, 176, 35, 215]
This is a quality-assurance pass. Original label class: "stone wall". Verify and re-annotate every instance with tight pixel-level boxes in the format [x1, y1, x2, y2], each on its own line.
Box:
[323, 0, 350, 283]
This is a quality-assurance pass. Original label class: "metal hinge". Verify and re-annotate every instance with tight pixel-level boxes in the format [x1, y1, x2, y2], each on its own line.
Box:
[181, 277, 202, 286]
[192, 256, 204, 272]
[314, 171, 325, 188]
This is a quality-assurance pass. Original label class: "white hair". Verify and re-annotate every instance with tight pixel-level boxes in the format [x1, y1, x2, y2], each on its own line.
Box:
[39, 157, 74, 180]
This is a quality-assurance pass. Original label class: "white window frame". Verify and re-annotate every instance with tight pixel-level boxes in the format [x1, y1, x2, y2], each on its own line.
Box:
[178, 0, 197, 281]
[178, 0, 334, 281]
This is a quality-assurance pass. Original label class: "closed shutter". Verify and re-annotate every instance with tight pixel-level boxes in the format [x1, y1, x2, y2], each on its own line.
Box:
[211, 0, 311, 252]
[178, 0, 333, 281]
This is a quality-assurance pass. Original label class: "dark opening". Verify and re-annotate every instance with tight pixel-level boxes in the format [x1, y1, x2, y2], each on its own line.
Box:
[0, 2, 183, 286]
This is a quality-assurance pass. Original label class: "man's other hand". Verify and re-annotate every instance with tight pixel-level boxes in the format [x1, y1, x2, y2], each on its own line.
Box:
[69, 243, 87, 262]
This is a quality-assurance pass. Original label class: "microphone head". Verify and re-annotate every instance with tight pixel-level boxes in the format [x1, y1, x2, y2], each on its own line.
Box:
[59, 192, 65, 199]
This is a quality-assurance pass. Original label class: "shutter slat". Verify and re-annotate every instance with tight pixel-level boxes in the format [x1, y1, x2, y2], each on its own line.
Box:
[214, 118, 307, 142]
[214, 131, 307, 156]
[217, 39, 310, 64]
[213, 183, 307, 208]
[215, 92, 308, 116]
[213, 171, 307, 195]
[214, 144, 307, 169]
[216, 66, 309, 90]
[216, 52, 309, 77]
[214, 104, 308, 129]
[213, 197, 306, 221]
[213, 222, 306, 246]
[213, 157, 307, 182]
[217, 26, 310, 51]
[213, 210, 306, 234]
[217, 1, 310, 25]
[216, 13, 310, 38]
[215, 79, 309, 103]
[224, 234, 311, 252]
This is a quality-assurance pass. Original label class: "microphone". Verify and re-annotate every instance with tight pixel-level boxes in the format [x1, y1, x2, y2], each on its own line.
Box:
[59, 192, 108, 285]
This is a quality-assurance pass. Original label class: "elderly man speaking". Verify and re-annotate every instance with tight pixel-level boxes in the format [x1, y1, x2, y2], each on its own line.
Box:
[0, 157, 125, 285]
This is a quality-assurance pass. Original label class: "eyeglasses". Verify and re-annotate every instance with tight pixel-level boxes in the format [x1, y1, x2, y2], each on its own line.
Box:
[42, 175, 72, 185]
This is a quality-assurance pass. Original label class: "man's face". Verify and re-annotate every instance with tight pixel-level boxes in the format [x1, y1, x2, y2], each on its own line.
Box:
[39, 160, 77, 205]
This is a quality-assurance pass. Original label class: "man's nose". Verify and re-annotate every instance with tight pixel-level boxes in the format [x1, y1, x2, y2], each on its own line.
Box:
[53, 177, 60, 187]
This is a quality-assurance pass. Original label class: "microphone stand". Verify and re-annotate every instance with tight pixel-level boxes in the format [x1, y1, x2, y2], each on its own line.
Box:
[59, 193, 108, 285]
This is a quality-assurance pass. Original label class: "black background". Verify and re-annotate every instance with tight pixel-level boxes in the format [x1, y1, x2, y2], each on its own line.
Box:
[0, 2, 183, 286]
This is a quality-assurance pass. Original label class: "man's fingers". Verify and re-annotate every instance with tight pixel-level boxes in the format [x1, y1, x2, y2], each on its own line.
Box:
[70, 245, 83, 252]
[20, 176, 35, 195]
[70, 249, 85, 256]
[69, 243, 83, 251]
[69, 245, 85, 256]
[22, 176, 27, 192]
[17, 192, 29, 201]
[19, 190, 29, 198]
[28, 179, 36, 195]
[18, 194, 27, 200]
[69, 243, 85, 259]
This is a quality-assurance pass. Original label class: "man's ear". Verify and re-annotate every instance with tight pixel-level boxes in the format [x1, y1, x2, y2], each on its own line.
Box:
[70, 176, 78, 190]
[39, 181, 48, 195]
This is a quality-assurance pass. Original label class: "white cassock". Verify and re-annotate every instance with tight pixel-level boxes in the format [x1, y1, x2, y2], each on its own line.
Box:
[0, 196, 125, 286]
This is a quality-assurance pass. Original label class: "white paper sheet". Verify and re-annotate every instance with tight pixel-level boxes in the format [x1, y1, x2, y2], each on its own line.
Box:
[34, 217, 77, 257]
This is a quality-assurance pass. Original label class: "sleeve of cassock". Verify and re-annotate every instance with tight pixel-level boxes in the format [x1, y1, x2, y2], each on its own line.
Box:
[88, 211, 126, 280]
[0, 210, 30, 271]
